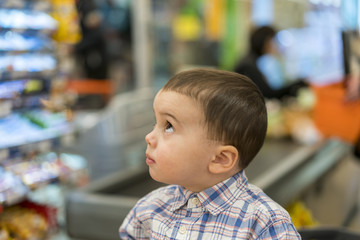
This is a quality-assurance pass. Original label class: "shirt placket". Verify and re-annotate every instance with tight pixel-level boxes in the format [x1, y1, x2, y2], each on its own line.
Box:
[172, 195, 203, 240]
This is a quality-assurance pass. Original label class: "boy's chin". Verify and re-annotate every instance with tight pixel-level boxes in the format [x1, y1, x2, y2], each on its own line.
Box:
[148, 169, 163, 183]
[148, 170, 174, 186]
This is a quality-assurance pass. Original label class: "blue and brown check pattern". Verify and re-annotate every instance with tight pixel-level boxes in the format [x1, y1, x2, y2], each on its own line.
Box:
[119, 170, 301, 239]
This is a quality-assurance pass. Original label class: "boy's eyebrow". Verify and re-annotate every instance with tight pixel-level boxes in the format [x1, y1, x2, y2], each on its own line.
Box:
[159, 111, 179, 123]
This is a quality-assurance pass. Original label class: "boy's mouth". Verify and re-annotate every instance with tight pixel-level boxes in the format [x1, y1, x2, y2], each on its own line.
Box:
[145, 154, 155, 165]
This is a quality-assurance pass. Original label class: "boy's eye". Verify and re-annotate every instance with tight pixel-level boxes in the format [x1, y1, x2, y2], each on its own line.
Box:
[165, 121, 174, 133]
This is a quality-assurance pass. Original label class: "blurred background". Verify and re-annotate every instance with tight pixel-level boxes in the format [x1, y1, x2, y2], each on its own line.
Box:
[1, 0, 360, 239]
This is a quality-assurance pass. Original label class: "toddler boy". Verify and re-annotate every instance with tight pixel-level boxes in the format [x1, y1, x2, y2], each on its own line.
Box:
[119, 69, 300, 239]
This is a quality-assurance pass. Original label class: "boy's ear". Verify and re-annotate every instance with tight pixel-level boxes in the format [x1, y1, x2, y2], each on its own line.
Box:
[208, 145, 239, 174]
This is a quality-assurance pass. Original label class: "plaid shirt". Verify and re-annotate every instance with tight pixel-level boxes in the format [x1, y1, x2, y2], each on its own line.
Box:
[119, 170, 301, 239]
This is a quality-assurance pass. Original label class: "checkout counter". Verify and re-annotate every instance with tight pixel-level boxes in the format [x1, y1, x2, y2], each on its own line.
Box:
[64, 89, 351, 240]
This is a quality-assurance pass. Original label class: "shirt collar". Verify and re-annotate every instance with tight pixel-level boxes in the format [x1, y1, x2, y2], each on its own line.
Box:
[169, 185, 193, 211]
[170, 170, 249, 215]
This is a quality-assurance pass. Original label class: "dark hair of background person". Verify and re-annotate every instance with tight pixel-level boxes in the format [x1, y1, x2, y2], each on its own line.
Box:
[234, 25, 307, 99]
[250, 26, 276, 57]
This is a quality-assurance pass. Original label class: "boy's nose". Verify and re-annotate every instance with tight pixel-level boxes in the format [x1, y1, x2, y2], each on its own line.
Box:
[145, 130, 156, 146]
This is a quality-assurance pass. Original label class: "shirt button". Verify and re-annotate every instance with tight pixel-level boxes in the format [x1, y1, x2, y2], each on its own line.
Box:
[179, 226, 187, 234]
[192, 198, 200, 205]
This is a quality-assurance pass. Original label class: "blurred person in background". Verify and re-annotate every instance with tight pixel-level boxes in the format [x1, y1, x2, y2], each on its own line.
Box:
[234, 25, 307, 100]
[75, 0, 108, 79]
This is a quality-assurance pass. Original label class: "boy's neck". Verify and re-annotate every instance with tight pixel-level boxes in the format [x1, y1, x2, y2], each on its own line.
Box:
[184, 169, 241, 192]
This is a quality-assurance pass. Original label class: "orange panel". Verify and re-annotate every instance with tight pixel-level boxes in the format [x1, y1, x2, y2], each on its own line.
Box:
[312, 83, 360, 144]
[66, 79, 113, 95]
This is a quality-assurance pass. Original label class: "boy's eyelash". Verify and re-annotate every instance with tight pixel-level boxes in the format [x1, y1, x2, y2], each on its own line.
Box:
[152, 121, 171, 128]
[165, 121, 172, 128]
[164, 121, 174, 132]
[152, 119, 174, 132]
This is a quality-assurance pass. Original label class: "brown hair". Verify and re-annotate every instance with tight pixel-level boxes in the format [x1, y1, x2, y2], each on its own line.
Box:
[162, 68, 267, 168]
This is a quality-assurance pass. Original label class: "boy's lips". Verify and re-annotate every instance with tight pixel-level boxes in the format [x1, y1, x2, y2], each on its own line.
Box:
[145, 154, 155, 165]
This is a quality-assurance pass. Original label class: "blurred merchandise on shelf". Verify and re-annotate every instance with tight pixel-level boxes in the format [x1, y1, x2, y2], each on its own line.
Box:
[50, 0, 81, 45]
[0, 79, 50, 101]
[0, 200, 57, 240]
[49, 0, 81, 113]
[266, 87, 321, 145]
[4, 152, 62, 190]
[172, 11, 201, 42]
[0, 0, 52, 11]
[41, 78, 77, 114]
[0, 1, 59, 116]
[0, 110, 73, 149]
[0, 167, 29, 206]
[0, 151, 89, 240]
[0, 151, 89, 206]
[287, 201, 318, 228]
[0, 9, 57, 31]
[0, 31, 54, 52]
[0, 53, 57, 75]
[0, 78, 52, 116]
[57, 152, 89, 187]
[0, 1, 84, 239]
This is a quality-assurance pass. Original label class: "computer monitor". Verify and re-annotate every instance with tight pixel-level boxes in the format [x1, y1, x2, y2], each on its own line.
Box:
[272, 5, 348, 87]
[275, 26, 346, 86]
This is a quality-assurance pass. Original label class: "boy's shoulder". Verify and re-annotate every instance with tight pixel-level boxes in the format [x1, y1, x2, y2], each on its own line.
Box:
[244, 183, 292, 222]
[133, 185, 181, 213]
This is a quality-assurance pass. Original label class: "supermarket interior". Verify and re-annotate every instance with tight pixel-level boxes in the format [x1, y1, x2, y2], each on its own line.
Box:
[1, 0, 360, 239]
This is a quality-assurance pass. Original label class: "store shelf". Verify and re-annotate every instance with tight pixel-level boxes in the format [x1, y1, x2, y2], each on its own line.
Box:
[0, 9, 57, 31]
[0, 111, 74, 151]
[0, 0, 52, 12]
[0, 3, 76, 239]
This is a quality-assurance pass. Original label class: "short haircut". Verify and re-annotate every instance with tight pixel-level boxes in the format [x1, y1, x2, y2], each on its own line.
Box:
[162, 68, 268, 168]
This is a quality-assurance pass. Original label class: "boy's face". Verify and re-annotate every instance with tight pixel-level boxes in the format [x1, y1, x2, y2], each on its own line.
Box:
[145, 90, 220, 192]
